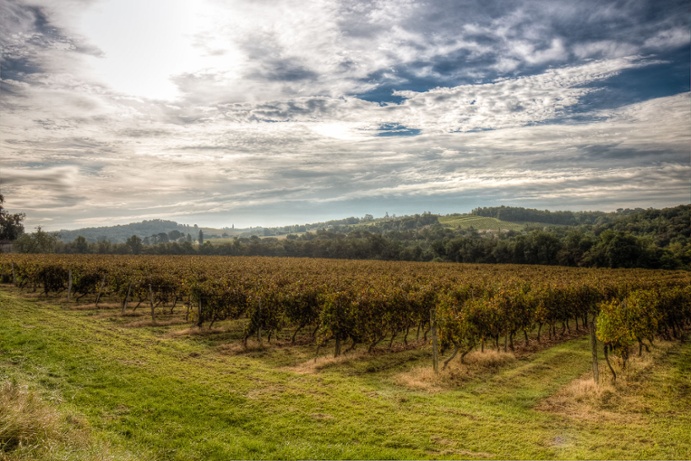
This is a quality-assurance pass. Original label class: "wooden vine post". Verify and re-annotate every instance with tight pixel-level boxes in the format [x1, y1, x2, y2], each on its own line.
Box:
[149, 284, 156, 323]
[590, 316, 599, 385]
[121, 283, 131, 315]
[431, 306, 439, 374]
[95, 274, 106, 308]
[197, 297, 203, 329]
[67, 269, 73, 302]
[257, 298, 262, 344]
[334, 298, 342, 357]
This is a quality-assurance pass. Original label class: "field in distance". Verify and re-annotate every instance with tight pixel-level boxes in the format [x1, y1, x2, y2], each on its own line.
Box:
[438, 214, 529, 232]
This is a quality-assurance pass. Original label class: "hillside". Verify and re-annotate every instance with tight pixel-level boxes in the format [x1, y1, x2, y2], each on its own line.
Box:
[56, 211, 549, 244]
[41, 205, 690, 270]
[57, 220, 231, 243]
[439, 214, 527, 232]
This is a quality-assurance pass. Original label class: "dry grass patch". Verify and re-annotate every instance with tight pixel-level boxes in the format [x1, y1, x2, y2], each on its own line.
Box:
[536, 376, 634, 423]
[288, 350, 370, 374]
[216, 341, 270, 355]
[0, 380, 61, 453]
[394, 350, 517, 391]
[461, 349, 516, 368]
[0, 379, 124, 461]
[393, 365, 445, 392]
[537, 341, 677, 422]
[166, 325, 230, 337]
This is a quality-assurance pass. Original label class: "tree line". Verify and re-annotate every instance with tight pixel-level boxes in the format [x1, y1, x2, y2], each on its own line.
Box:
[7, 205, 691, 270]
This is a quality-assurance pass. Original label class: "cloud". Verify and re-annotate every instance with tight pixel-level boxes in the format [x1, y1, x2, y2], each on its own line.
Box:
[386, 57, 654, 132]
[158, 55, 668, 135]
[644, 27, 690, 51]
[1, 0, 689, 229]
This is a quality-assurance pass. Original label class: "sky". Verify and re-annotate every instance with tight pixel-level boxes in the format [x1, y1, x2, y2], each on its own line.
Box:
[1, 0, 689, 231]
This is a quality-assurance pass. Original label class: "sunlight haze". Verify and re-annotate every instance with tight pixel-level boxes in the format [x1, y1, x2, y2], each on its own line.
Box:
[1, 0, 688, 231]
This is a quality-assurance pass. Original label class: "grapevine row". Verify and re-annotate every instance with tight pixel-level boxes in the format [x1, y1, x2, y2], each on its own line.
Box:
[1, 254, 689, 375]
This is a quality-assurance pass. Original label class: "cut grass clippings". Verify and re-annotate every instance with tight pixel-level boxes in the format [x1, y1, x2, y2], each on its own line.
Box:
[0, 287, 689, 460]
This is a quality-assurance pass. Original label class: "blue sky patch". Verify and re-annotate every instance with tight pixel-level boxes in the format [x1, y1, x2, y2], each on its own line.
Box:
[376, 123, 422, 137]
[574, 47, 690, 113]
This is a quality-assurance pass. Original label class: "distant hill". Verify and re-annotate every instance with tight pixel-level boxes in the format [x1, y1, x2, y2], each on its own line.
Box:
[56, 205, 691, 248]
[470, 206, 607, 225]
[58, 220, 201, 243]
[42, 204, 691, 269]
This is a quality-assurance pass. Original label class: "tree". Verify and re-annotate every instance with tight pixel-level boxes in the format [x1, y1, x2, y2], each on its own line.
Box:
[198, 229, 204, 245]
[15, 227, 58, 253]
[73, 235, 89, 253]
[557, 229, 595, 266]
[126, 235, 143, 254]
[0, 194, 25, 241]
[585, 231, 644, 268]
[96, 238, 112, 254]
[523, 230, 561, 265]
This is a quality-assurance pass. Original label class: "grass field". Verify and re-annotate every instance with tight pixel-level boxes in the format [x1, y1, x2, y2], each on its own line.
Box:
[438, 215, 529, 232]
[1, 287, 689, 460]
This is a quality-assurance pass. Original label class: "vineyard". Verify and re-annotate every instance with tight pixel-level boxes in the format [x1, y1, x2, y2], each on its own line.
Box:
[1, 254, 689, 381]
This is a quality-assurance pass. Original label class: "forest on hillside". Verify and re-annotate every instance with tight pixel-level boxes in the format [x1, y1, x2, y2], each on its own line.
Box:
[10, 205, 691, 270]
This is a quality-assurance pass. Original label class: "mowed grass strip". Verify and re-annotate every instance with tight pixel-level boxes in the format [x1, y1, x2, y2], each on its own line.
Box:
[0, 287, 689, 460]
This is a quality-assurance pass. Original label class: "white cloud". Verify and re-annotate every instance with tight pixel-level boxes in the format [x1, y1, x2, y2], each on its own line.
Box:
[1, 0, 689, 229]
[573, 41, 639, 60]
[388, 57, 648, 132]
[644, 27, 690, 51]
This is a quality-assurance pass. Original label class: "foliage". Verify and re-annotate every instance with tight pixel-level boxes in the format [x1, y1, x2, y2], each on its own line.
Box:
[2, 254, 689, 366]
[0, 194, 25, 242]
[39, 205, 691, 270]
[472, 205, 606, 225]
[56, 219, 193, 244]
[595, 286, 691, 381]
[13, 228, 58, 254]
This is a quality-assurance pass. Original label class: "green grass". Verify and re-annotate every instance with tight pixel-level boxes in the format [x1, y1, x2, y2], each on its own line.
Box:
[439, 215, 528, 232]
[0, 287, 689, 460]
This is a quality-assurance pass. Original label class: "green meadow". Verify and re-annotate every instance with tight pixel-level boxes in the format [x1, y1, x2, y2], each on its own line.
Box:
[438, 215, 528, 232]
[1, 287, 689, 460]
